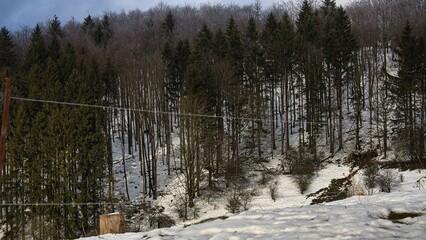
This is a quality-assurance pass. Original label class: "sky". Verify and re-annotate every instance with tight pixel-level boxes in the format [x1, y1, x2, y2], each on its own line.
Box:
[0, 0, 351, 32]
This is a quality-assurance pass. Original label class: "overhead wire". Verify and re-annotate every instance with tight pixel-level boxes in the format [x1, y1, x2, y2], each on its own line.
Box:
[11, 96, 426, 127]
[10, 96, 329, 126]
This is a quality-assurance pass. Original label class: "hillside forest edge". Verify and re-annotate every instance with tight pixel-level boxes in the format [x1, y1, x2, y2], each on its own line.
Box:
[0, 0, 425, 238]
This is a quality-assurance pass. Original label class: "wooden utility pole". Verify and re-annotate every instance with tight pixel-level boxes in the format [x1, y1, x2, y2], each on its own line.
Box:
[0, 77, 11, 219]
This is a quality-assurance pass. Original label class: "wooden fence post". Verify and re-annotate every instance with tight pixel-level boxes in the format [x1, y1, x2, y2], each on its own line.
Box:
[0, 77, 11, 219]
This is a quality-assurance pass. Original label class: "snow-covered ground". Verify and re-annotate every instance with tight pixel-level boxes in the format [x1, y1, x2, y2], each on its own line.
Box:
[80, 164, 426, 240]
[81, 188, 426, 239]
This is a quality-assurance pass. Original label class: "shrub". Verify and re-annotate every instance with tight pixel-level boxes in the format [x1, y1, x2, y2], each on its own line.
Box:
[281, 147, 299, 174]
[377, 169, 399, 193]
[259, 171, 273, 185]
[127, 204, 175, 232]
[291, 152, 316, 194]
[363, 163, 379, 194]
[268, 181, 278, 202]
[147, 205, 175, 228]
[294, 174, 313, 194]
[239, 189, 253, 210]
[172, 196, 188, 220]
[226, 189, 242, 214]
[348, 149, 378, 167]
[171, 194, 199, 221]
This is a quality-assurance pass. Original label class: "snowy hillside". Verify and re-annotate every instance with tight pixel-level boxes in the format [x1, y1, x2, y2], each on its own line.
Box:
[81, 177, 426, 239]
[92, 83, 426, 239]
[79, 158, 426, 240]
[82, 51, 426, 239]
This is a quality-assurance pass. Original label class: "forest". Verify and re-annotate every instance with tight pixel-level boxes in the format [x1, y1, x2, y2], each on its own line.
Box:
[0, 0, 425, 238]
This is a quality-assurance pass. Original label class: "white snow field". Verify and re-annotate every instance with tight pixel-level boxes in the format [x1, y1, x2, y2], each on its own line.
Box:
[81, 189, 426, 239]
[80, 166, 426, 240]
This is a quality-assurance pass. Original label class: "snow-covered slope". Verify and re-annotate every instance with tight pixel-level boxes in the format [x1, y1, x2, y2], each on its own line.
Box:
[81, 187, 426, 239]
[79, 164, 426, 240]
[87, 49, 426, 239]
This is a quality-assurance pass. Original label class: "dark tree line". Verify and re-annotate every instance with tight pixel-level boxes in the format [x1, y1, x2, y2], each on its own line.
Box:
[0, 0, 425, 238]
[0, 16, 116, 239]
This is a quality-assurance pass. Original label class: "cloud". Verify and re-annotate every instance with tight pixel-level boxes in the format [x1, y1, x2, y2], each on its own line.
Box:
[0, 0, 31, 29]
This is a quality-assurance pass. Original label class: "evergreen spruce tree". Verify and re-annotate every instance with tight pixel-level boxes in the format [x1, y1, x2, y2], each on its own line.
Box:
[245, 16, 265, 158]
[245, 17, 258, 48]
[92, 24, 104, 47]
[393, 22, 420, 160]
[225, 16, 244, 77]
[194, 23, 226, 188]
[262, 12, 279, 152]
[87, 14, 113, 48]
[3, 24, 50, 239]
[3, 103, 31, 239]
[181, 38, 217, 205]
[162, 10, 175, 40]
[334, 6, 357, 150]
[321, 0, 337, 17]
[63, 55, 108, 235]
[27, 110, 49, 238]
[59, 43, 77, 85]
[102, 58, 117, 203]
[195, 23, 213, 53]
[297, 0, 319, 44]
[277, 12, 295, 153]
[0, 27, 16, 74]
[224, 16, 246, 184]
[322, 2, 356, 152]
[101, 14, 113, 48]
[21, 23, 63, 238]
[47, 15, 64, 61]
[322, 0, 338, 154]
[25, 24, 48, 72]
[3, 25, 109, 237]
[296, 0, 322, 160]
[171, 40, 191, 101]
[81, 15, 95, 34]
[211, 27, 229, 179]
[213, 28, 227, 59]
[43, 59, 62, 100]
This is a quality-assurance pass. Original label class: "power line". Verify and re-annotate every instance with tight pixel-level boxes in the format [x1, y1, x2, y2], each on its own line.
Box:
[11, 96, 329, 125]
[11, 96, 426, 127]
